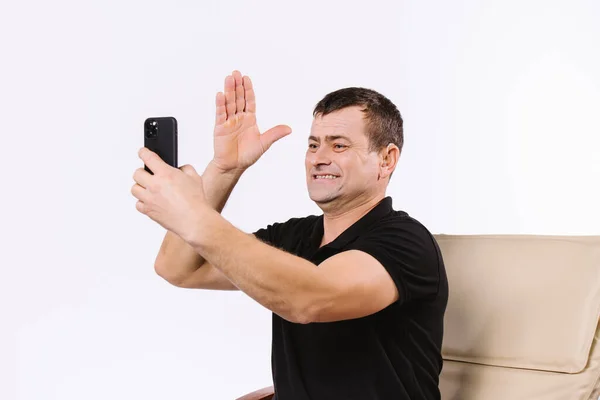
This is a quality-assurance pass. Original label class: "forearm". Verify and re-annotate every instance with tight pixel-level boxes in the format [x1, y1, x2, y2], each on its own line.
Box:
[187, 210, 331, 323]
[154, 161, 244, 283]
[201, 161, 244, 213]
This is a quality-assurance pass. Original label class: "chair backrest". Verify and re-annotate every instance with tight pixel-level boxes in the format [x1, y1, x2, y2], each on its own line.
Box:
[434, 234, 600, 400]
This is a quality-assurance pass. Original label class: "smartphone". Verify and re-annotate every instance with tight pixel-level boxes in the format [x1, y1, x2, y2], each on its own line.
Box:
[143, 117, 178, 174]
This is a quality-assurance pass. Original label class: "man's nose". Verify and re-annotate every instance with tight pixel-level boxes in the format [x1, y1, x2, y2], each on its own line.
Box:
[309, 146, 332, 166]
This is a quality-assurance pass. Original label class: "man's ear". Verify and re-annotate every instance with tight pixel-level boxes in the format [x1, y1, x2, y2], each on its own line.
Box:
[379, 143, 400, 180]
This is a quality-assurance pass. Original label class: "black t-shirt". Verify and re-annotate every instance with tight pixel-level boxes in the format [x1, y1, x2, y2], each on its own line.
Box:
[253, 197, 448, 400]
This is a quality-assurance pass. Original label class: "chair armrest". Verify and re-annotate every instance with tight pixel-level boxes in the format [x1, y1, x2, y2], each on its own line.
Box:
[235, 385, 274, 400]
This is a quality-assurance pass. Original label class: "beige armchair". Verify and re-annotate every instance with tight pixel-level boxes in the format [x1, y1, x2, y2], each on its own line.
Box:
[237, 234, 600, 400]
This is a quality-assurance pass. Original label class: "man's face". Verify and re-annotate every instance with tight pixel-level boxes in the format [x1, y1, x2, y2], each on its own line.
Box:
[305, 106, 382, 207]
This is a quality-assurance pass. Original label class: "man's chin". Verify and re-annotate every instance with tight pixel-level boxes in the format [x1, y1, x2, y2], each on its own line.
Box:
[308, 189, 339, 204]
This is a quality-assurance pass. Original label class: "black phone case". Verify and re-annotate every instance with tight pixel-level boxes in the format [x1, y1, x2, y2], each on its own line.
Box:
[143, 117, 178, 174]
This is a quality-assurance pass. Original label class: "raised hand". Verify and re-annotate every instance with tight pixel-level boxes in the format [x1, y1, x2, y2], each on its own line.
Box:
[211, 70, 291, 173]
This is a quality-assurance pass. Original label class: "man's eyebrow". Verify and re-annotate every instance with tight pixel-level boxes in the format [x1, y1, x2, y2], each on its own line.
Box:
[308, 135, 351, 142]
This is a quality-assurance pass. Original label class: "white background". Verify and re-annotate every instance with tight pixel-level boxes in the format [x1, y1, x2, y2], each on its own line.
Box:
[1, 0, 599, 399]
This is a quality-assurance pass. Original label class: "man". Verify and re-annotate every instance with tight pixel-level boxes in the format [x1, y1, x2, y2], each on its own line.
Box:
[131, 70, 448, 400]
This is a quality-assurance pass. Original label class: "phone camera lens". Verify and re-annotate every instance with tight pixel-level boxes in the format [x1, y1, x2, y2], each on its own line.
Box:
[145, 120, 158, 138]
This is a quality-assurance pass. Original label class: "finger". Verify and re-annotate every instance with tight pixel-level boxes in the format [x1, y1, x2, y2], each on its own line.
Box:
[139, 147, 169, 176]
[260, 125, 292, 150]
[233, 70, 245, 114]
[179, 164, 199, 177]
[180, 164, 202, 185]
[135, 199, 147, 214]
[215, 92, 226, 125]
[243, 75, 256, 113]
[224, 75, 236, 119]
[131, 183, 150, 203]
[132, 167, 152, 189]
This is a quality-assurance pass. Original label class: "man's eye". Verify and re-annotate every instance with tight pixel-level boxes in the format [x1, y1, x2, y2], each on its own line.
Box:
[308, 143, 318, 149]
[334, 144, 347, 149]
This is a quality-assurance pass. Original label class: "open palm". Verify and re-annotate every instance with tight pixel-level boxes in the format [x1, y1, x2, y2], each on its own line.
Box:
[212, 70, 291, 172]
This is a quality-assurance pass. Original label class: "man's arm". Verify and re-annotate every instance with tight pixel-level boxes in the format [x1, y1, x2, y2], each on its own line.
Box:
[154, 160, 242, 290]
[153, 70, 291, 290]
[186, 210, 399, 323]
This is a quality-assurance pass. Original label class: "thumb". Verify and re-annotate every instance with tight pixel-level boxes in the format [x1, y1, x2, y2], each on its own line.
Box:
[261, 125, 292, 150]
[179, 164, 199, 178]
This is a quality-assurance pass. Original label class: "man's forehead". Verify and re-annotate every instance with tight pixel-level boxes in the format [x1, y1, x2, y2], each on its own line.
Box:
[310, 107, 366, 137]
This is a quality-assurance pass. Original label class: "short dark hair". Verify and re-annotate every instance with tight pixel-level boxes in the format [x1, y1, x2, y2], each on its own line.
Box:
[312, 87, 404, 154]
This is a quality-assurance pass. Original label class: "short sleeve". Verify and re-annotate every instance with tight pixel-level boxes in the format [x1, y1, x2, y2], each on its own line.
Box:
[252, 223, 283, 247]
[253, 224, 275, 245]
[252, 217, 312, 250]
[348, 217, 441, 305]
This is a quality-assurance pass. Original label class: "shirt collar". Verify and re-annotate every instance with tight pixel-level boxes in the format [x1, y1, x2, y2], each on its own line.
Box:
[309, 196, 394, 251]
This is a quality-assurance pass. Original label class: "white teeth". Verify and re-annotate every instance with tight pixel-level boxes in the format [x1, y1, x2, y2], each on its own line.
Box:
[315, 175, 337, 179]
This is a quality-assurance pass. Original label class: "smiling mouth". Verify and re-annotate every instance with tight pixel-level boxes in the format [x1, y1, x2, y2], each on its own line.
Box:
[312, 174, 340, 180]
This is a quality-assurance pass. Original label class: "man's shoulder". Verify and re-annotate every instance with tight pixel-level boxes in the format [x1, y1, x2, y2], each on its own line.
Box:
[366, 209, 434, 239]
[355, 209, 443, 271]
[351, 209, 448, 304]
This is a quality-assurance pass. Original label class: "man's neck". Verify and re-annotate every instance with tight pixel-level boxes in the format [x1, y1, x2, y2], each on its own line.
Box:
[320, 195, 385, 247]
